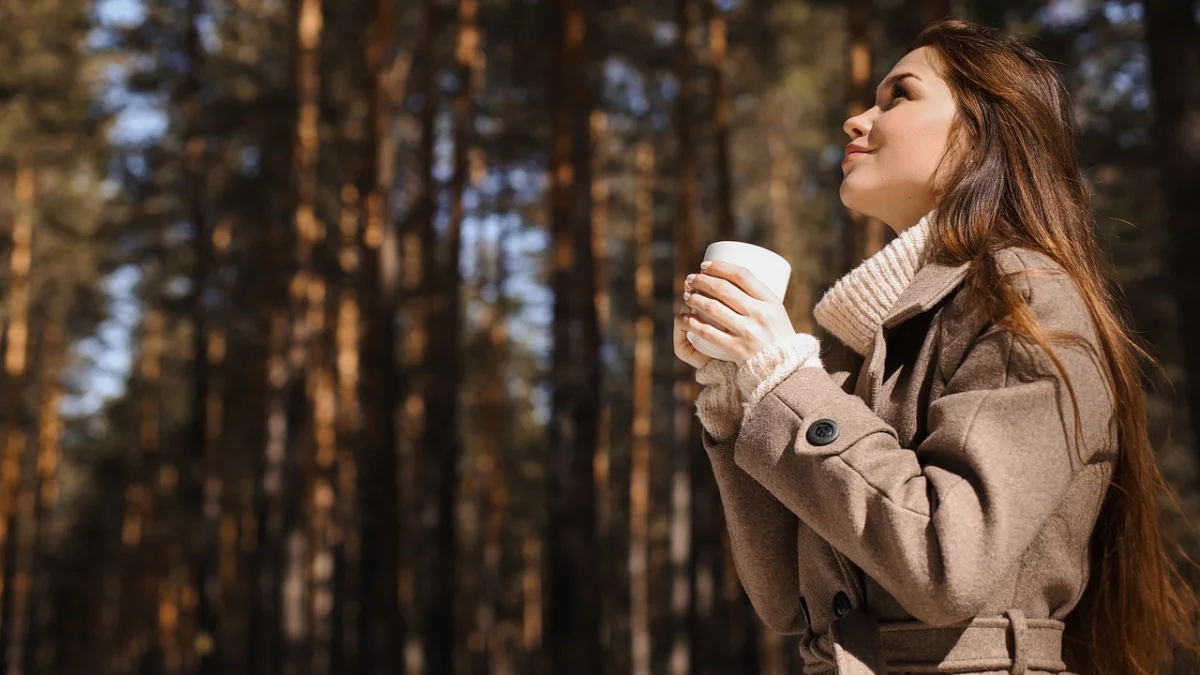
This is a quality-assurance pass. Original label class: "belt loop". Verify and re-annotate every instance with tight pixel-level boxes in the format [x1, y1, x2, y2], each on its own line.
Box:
[830, 609, 887, 675]
[1004, 608, 1028, 675]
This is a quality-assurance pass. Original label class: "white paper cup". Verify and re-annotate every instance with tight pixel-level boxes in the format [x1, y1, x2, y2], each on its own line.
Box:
[687, 241, 791, 362]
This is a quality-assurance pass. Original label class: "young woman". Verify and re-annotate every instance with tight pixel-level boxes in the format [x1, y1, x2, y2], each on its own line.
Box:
[673, 18, 1197, 675]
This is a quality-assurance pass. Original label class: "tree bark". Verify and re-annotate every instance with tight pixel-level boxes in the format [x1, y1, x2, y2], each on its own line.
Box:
[4, 322, 61, 675]
[545, 0, 601, 671]
[128, 305, 168, 675]
[398, 0, 439, 665]
[705, 0, 735, 243]
[673, 3, 699, 674]
[1143, 0, 1200, 461]
[410, 0, 458, 671]
[474, 208, 516, 675]
[589, 109, 615, 675]
[248, 26, 301, 671]
[0, 164, 34, 673]
[281, 0, 325, 671]
[423, 0, 478, 668]
[355, 0, 402, 672]
[19, 323, 64, 675]
[629, 140, 655, 675]
[181, 0, 219, 668]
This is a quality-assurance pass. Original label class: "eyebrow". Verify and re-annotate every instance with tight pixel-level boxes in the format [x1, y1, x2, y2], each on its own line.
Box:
[875, 72, 921, 107]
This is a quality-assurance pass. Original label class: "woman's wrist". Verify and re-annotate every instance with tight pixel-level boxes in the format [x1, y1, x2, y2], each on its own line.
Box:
[737, 332, 824, 416]
[694, 359, 743, 443]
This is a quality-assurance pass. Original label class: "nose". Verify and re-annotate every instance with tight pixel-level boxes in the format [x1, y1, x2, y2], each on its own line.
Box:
[843, 107, 875, 139]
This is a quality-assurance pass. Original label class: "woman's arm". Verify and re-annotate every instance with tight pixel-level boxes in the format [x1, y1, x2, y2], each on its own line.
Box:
[703, 426, 807, 634]
[730, 267, 1115, 626]
[694, 335, 824, 634]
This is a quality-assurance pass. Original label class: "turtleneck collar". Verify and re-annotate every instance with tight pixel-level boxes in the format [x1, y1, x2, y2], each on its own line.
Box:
[812, 211, 934, 357]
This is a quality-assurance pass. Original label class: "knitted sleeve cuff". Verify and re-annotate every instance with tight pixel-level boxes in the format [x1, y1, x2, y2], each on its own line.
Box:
[694, 359, 742, 443]
[737, 333, 824, 418]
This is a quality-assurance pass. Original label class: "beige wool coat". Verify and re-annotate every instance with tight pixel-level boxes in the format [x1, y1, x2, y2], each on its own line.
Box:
[702, 247, 1118, 674]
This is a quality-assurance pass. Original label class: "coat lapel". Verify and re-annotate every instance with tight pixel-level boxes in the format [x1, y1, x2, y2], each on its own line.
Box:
[880, 259, 972, 330]
[862, 259, 972, 408]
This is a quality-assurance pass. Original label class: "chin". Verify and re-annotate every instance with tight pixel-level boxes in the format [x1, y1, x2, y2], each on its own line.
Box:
[838, 180, 878, 220]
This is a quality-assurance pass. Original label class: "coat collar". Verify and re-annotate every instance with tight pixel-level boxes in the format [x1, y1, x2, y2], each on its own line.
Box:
[858, 256, 972, 409]
[879, 258, 972, 331]
[812, 211, 974, 357]
[812, 214, 932, 357]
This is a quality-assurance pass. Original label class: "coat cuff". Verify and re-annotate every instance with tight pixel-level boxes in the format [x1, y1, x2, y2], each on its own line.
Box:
[737, 333, 824, 424]
[694, 359, 742, 443]
[734, 365, 893, 482]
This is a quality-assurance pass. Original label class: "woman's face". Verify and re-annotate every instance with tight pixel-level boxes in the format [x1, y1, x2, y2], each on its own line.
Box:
[840, 47, 958, 232]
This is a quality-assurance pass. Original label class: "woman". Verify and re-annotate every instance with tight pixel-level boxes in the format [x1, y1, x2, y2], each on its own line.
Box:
[673, 19, 1197, 675]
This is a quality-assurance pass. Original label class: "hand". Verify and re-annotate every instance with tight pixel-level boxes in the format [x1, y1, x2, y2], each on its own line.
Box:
[679, 261, 796, 366]
[673, 309, 714, 370]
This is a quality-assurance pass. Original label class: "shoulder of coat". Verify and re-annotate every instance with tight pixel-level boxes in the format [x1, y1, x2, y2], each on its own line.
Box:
[992, 246, 1066, 275]
[991, 246, 1074, 300]
[990, 246, 1099, 346]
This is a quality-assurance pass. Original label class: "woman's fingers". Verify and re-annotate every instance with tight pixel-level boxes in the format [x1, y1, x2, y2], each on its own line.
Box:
[673, 311, 713, 369]
[695, 261, 779, 304]
[680, 311, 735, 352]
[683, 290, 742, 335]
[686, 273, 755, 316]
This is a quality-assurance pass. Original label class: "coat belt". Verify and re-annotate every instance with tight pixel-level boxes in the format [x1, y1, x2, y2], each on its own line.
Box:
[822, 609, 1069, 675]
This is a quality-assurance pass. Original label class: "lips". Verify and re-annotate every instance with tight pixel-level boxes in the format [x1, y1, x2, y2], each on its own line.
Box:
[843, 146, 870, 163]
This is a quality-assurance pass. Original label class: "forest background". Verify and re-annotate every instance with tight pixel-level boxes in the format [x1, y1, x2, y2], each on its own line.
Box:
[0, 0, 1198, 673]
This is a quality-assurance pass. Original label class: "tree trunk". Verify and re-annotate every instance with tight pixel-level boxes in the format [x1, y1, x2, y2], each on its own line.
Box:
[282, 0, 325, 671]
[629, 140, 655, 675]
[1143, 0, 1200, 461]
[305, 242, 337, 675]
[410, 0, 456, 671]
[471, 203, 515, 675]
[21, 323, 65, 674]
[207, 219, 243, 674]
[699, 4, 753, 671]
[326, 180, 361, 675]
[182, 0, 219, 667]
[672, 2, 699, 673]
[398, 0, 439, 663]
[424, 0, 479, 668]
[5, 383, 35, 675]
[545, 0, 601, 671]
[113, 303, 167, 675]
[355, 0, 403, 672]
[4, 325, 60, 675]
[0, 164, 34, 673]
[248, 38, 301, 672]
[589, 109, 615, 675]
[255, 307, 291, 675]
[705, 0, 734, 243]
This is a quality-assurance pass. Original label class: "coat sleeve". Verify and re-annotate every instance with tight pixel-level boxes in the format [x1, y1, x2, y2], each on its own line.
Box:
[703, 427, 807, 634]
[701, 333, 864, 633]
[732, 272, 1114, 626]
[696, 357, 806, 633]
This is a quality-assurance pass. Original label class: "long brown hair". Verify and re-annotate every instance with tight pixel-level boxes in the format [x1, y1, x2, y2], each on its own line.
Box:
[912, 19, 1199, 675]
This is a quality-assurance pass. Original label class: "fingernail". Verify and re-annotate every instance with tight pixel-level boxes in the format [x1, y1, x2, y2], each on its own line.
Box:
[682, 291, 692, 301]
[699, 261, 712, 270]
[685, 274, 696, 285]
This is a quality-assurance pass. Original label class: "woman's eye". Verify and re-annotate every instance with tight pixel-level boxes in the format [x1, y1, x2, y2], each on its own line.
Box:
[889, 82, 907, 106]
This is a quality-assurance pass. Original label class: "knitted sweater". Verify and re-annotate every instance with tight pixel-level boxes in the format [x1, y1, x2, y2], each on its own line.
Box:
[694, 212, 932, 441]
